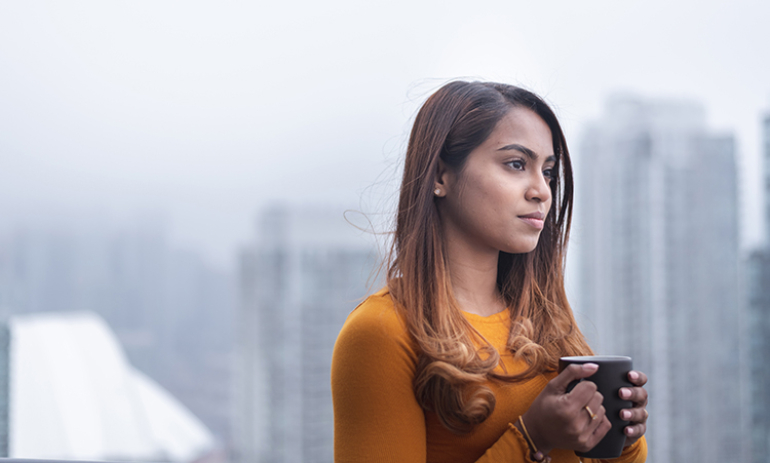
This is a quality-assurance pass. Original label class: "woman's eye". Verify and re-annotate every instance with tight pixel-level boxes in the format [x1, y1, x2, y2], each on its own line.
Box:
[506, 160, 525, 170]
[543, 168, 554, 179]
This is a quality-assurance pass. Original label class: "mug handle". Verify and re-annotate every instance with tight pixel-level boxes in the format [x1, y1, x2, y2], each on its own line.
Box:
[566, 378, 584, 393]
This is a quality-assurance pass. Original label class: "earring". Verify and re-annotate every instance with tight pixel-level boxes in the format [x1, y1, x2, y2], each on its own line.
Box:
[434, 188, 441, 196]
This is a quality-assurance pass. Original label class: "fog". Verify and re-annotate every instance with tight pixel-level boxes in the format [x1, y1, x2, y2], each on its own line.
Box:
[1, 0, 768, 268]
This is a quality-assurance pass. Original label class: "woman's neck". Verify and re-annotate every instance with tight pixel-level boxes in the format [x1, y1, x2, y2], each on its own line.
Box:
[443, 235, 505, 317]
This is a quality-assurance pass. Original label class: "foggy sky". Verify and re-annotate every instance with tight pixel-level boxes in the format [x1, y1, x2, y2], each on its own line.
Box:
[1, 0, 768, 269]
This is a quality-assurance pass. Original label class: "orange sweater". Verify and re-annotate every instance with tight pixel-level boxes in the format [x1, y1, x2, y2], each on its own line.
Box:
[331, 288, 647, 463]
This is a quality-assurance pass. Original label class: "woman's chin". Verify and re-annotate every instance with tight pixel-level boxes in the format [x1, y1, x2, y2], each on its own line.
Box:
[502, 242, 539, 255]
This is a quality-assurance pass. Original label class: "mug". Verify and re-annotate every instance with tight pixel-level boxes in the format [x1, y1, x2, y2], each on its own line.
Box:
[558, 355, 633, 459]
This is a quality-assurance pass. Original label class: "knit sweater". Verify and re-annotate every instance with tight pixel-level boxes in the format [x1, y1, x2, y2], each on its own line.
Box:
[331, 288, 647, 463]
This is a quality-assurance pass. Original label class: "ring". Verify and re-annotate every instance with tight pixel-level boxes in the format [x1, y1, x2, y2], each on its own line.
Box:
[584, 405, 597, 421]
[644, 409, 649, 420]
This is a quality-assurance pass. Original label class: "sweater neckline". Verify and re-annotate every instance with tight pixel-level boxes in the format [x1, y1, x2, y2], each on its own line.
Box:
[378, 286, 511, 325]
[460, 308, 511, 324]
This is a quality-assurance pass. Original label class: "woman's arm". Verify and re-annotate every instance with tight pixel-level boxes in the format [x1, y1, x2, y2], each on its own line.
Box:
[331, 302, 427, 463]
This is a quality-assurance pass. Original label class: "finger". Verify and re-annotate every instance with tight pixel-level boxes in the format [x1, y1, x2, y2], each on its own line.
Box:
[619, 386, 648, 405]
[620, 407, 648, 423]
[568, 378, 600, 404]
[583, 393, 606, 431]
[550, 363, 599, 393]
[624, 422, 646, 438]
[585, 416, 611, 452]
[627, 370, 648, 386]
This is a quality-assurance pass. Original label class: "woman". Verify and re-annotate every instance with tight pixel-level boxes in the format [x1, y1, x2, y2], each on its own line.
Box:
[331, 81, 648, 463]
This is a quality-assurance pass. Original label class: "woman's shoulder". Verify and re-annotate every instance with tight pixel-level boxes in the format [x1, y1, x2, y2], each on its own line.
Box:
[335, 287, 418, 359]
[339, 287, 410, 339]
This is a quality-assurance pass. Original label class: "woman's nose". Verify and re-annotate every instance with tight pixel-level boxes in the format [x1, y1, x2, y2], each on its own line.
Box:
[525, 173, 552, 203]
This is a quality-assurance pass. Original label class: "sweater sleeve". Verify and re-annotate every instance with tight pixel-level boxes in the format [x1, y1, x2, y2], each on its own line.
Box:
[582, 436, 647, 463]
[331, 300, 427, 462]
[331, 297, 539, 463]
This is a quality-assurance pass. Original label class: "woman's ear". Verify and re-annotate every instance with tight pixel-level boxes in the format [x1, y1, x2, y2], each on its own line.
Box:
[434, 159, 453, 198]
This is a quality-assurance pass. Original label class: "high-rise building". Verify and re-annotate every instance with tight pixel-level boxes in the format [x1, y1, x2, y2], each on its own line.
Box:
[746, 112, 770, 463]
[235, 205, 377, 463]
[577, 95, 747, 463]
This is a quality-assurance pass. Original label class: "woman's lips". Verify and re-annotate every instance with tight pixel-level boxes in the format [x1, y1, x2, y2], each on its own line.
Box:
[519, 216, 544, 229]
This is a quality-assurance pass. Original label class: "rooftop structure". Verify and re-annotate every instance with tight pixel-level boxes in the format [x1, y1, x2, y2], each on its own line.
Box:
[1, 311, 215, 462]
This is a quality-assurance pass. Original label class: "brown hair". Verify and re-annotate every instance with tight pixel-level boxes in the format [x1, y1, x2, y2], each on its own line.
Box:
[387, 81, 592, 434]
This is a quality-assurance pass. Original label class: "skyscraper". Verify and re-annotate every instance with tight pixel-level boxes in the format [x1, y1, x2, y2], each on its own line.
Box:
[577, 95, 746, 463]
[235, 205, 377, 463]
[746, 112, 770, 463]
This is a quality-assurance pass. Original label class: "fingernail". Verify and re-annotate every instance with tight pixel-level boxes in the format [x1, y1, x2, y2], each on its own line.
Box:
[584, 363, 599, 371]
[629, 371, 639, 381]
[621, 410, 632, 420]
[626, 427, 635, 436]
[620, 388, 630, 399]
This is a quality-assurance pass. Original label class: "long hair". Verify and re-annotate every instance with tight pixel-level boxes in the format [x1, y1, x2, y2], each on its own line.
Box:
[387, 81, 592, 434]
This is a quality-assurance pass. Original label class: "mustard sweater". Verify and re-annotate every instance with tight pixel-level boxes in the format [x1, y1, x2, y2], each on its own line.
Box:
[331, 288, 647, 463]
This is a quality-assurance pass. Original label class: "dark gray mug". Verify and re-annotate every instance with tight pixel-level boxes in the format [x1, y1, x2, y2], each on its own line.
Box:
[558, 355, 633, 459]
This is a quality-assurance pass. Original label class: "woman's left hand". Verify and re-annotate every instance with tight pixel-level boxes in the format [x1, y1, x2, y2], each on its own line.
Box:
[619, 370, 648, 447]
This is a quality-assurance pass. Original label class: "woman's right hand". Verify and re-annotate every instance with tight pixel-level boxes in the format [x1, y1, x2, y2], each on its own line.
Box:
[521, 363, 611, 455]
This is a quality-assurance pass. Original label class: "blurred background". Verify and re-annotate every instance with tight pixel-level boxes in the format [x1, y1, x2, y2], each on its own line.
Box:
[0, 1, 768, 463]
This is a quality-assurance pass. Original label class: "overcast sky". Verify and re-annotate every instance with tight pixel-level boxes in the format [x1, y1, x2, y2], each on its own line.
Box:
[1, 1, 768, 270]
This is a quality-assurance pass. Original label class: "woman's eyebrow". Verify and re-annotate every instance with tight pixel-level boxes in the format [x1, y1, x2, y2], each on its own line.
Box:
[497, 144, 556, 162]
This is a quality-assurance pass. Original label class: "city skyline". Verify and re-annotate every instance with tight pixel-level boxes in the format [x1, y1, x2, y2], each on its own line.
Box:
[0, 79, 768, 463]
[1, 2, 769, 462]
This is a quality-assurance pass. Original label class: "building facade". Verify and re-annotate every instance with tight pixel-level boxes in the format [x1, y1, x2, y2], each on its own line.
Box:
[577, 96, 747, 463]
[235, 206, 377, 463]
[747, 112, 770, 463]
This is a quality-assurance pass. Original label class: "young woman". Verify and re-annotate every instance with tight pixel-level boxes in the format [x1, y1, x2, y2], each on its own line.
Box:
[331, 81, 648, 463]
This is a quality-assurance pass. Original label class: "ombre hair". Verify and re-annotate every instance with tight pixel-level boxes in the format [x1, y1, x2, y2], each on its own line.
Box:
[387, 81, 592, 434]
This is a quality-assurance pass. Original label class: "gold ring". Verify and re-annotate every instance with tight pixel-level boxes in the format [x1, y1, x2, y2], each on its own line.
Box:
[584, 405, 597, 421]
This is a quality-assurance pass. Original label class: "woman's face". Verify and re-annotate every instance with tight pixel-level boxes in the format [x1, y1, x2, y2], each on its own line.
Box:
[436, 107, 555, 256]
